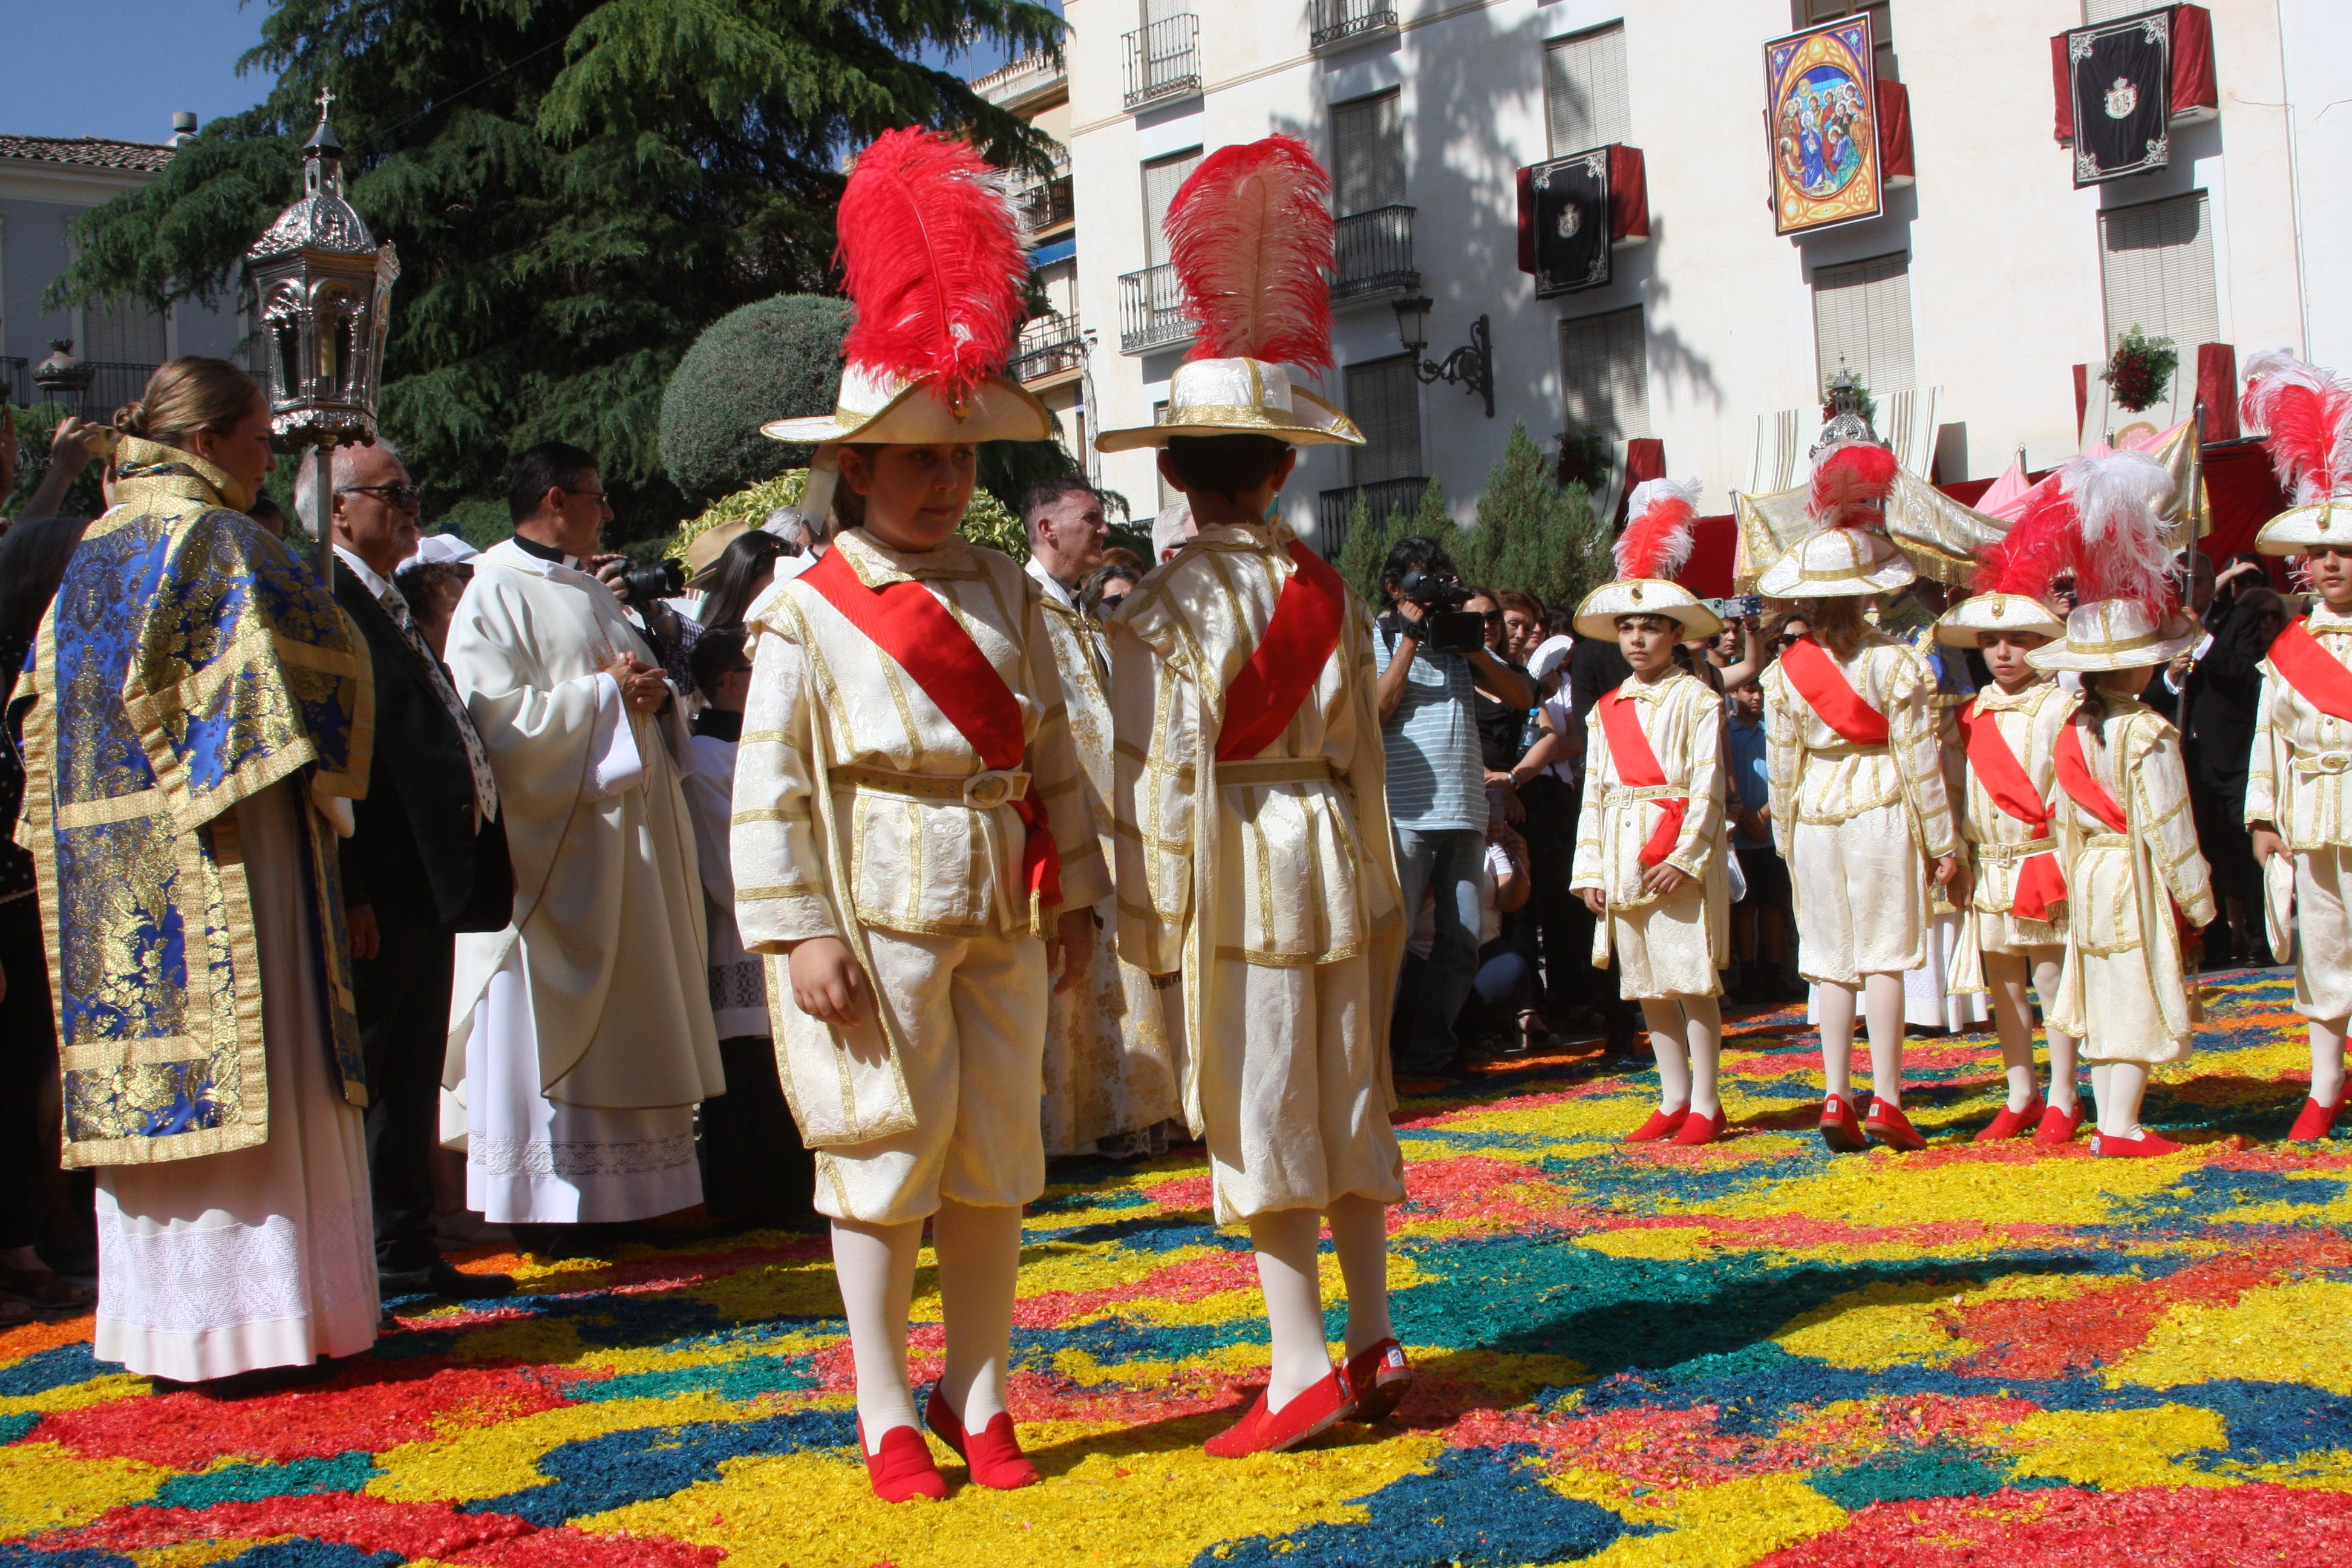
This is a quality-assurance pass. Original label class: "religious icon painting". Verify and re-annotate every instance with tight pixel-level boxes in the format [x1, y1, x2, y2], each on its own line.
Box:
[2065, 8, 2172, 186]
[1763, 16, 1883, 237]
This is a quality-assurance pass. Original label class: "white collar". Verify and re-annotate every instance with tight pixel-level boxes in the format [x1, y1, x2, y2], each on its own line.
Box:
[1025, 554, 1079, 608]
[483, 536, 592, 582]
[333, 544, 398, 602]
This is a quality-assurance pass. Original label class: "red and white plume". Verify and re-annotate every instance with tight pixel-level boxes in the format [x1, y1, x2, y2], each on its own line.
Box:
[1972, 485, 2074, 603]
[1614, 477, 1701, 581]
[835, 128, 1030, 409]
[1165, 136, 1336, 373]
[2241, 349, 2352, 506]
[1806, 442, 1901, 532]
[2065, 448, 2180, 616]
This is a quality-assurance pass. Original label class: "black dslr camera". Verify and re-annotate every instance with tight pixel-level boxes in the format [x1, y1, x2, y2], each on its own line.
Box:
[1397, 566, 1485, 655]
[616, 558, 687, 606]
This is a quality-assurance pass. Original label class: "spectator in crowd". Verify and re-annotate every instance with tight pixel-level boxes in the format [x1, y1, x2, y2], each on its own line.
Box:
[0, 516, 94, 1317]
[2169, 554, 2276, 963]
[1397, 810, 1538, 1057]
[1085, 561, 1143, 617]
[1102, 544, 1148, 573]
[1724, 678, 1795, 999]
[1373, 537, 1537, 1076]
[694, 528, 795, 632]
[1464, 587, 1534, 785]
[398, 561, 472, 659]
[303, 438, 518, 1302]
[0, 408, 109, 523]
[247, 493, 288, 538]
[1696, 613, 1767, 694]
[683, 626, 814, 1229]
[442, 441, 725, 1256]
[1527, 606, 1578, 699]
[1151, 496, 1196, 564]
[1023, 476, 1109, 610]
[1499, 591, 1546, 668]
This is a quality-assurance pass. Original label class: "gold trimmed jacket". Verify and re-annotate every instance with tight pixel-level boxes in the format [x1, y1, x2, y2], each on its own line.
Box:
[14, 439, 372, 1167]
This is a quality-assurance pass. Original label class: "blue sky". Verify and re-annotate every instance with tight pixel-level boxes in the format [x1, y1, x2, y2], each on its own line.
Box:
[0, 0, 1060, 145]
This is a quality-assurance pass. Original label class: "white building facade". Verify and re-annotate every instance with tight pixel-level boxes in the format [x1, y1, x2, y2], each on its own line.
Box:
[1034, 0, 2345, 550]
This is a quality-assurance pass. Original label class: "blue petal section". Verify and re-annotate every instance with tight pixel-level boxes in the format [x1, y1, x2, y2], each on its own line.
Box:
[0, 1345, 111, 1398]
[462, 1407, 860, 1525]
[215, 1544, 402, 1568]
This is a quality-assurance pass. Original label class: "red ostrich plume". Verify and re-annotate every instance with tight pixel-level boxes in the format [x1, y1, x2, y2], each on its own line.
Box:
[1164, 136, 1336, 372]
[1806, 443, 1901, 531]
[835, 128, 1030, 409]
[1613, 478, 1701, 581]
[1973, 486, 2077, 603]
[2242, 349, 2352, 506]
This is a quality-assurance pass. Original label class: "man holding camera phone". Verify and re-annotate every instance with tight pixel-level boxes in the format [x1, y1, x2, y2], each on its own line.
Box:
[440, 442, 724, 1253]
[1373, 537, 1537, 1078]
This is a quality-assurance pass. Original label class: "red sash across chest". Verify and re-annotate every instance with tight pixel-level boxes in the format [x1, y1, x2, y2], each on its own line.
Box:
[1778, 635, 1890, 745]
[1956, 695, 2066, 920]
[2267, 618, 2352, 724]
[802, 545, 1060, 912]
[1598, 687, 1687, 867]
[1217, 542, 1347, 763]
[2054, 721, 2130, 835]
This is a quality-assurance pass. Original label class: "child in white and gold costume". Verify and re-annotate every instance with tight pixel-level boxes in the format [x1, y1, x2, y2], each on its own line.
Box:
[2242, 351, 2352, 1141]
[1567, 479, 1734, 1146]
[1934, 577, 2083, 1145]
[1756, 442, 1967, 1154]
[2023, 450, 2215, 1157]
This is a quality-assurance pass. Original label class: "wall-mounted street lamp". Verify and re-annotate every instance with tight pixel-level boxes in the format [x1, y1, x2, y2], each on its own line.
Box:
[1393, 295, 1494, 418]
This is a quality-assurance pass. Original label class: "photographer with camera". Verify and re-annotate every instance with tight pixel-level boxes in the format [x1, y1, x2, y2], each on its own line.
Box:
[1374, 537, 1536, 1079]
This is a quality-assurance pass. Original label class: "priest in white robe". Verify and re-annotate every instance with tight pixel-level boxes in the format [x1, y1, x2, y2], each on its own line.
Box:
[441, 443, 724, 1236]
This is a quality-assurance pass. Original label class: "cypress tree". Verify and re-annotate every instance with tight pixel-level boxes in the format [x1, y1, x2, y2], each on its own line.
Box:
[46, 0, 1062, 545]
[1334, 488, 1386, 604]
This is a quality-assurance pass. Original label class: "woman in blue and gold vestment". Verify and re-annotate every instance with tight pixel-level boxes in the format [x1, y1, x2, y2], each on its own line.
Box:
[15, 357, 381, 1382]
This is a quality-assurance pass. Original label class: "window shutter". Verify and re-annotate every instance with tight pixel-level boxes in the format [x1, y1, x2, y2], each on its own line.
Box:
[1332, 90, 1405, 215]
[1142, 148, 1203, 267]
[1559, 305, 1651, 441]
[83, 295, 167, 365]
[2081, 0, 2144, 22]
[2099, 191, 2218, 354]
[1811, 252, 1916, 395]
[1544, 24, 1632, 157]
[1345, 356, 1423, 486]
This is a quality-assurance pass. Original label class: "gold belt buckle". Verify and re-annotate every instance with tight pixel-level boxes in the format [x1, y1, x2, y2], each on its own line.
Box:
[962, 769, 1026, 808]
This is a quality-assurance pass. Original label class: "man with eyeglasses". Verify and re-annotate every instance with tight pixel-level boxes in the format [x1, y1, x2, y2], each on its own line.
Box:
[299, 438, 516, 1302]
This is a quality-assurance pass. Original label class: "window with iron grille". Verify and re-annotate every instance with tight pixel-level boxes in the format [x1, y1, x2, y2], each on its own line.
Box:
[1796, 1, 1895, 80]
[1544, 22, 1631, 157]
[82, 295, 167, 365]
[1560, 305, 1651, 443]
[1812, 252, 1915, 396]
[1332, 90, 1405, 216]
[1346, 356, 1423, 488]
[2081, 0, 2147, 21]
[1142, 148, 1203, 267]
[2099, 191, 2218, 357]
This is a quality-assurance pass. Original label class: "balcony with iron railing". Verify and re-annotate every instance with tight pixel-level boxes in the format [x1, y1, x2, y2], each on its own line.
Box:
[1316, 476, 1428, 558]
[1021, 174, 1075, 235]
[1332, 205, 1417, 302]
[1123, 15, 1201, 112]
[1310, 0, 1398, 50]
[1119, 264, 1192, 355]
[1010, 313, 1085, 386]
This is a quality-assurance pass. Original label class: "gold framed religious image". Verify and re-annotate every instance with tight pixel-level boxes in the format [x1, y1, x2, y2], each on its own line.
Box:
[1764, 15, 1883, 237]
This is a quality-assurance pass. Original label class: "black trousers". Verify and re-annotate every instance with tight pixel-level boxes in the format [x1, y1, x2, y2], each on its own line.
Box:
[0, 897, 57, 1250]
[352, 904, 456, 1277]
[700, 1035, 817, 1228]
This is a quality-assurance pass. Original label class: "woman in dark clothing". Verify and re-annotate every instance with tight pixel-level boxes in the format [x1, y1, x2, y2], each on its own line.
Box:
[0, 517, 95, 1315]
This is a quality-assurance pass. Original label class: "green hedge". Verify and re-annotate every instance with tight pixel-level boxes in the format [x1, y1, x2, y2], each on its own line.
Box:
[658, 295, 854, 505]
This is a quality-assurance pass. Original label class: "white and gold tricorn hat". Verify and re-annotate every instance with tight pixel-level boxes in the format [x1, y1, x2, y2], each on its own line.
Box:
[1755, 442, 1916, 598]
[1094, 136, 1365, 454]
[2018, 448, 2202, 673]
[2240, 350, 2352, 556]
[1573, 477, 1724, 640]
[1934, 481, 2066, 645]
[1933, 593, 2068, 647]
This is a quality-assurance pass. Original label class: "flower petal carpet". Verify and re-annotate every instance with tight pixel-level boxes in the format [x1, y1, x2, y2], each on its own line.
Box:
[8, 968, 2351, 1567]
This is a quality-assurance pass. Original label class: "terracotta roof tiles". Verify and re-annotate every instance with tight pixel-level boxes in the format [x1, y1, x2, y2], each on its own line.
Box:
[0, 134, 174, 173]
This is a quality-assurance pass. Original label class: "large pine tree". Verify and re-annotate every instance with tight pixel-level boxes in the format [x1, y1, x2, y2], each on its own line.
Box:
[49, 0, 1062, 543]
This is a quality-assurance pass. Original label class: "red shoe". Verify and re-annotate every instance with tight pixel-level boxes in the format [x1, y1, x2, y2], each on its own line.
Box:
[2091, 1126, 2183, 1158]
[1975, 1094, 2047, 1143]
[925, 1387, 1037, 1490]
[1820, 1094, 1866, 1153]
[1672, 1106, 1728, 1146]
[2033, 1102, 2086, 1146]
[1344, 1339, 1412, 1425]
[2288, 1096, 2346, 1142]
[1203, 1368, 1357, 1458]
[1865, 1099, 1927, 1152]
[858, 1419, 947, 1502]
[1627, 1106, 1690, 1143]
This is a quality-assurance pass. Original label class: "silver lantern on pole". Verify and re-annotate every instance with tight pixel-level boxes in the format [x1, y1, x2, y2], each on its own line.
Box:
[244, 88, 399, 587]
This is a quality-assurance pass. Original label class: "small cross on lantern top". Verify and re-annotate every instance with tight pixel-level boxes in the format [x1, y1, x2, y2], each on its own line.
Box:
[316, 85, 335, 120]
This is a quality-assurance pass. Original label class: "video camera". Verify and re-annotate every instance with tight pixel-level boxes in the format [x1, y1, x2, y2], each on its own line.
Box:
[1396, 566, 1486, 655]
[615, 558, 687, 606]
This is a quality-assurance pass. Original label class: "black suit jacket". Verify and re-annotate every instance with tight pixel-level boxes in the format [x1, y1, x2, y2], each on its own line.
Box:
[2181, 596, 2266, 792]
[335, 573, 512, 932]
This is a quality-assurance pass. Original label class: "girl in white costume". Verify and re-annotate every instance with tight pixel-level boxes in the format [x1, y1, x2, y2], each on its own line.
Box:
[2022, 450, 2215, 1157]
[1569, 480, 1734, 1146]
[1757, 442, 1968, 1153]
[2241, 351, 2352, 1140]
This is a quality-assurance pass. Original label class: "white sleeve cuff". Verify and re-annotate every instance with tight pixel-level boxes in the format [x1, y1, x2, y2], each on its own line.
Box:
[583, 671, 647, 802]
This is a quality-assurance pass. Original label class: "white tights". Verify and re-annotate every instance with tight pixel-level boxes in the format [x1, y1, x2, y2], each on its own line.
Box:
[1816, 973, 1908, 1106]
[1249, 1195, 1395, 1411]
[1985, 949, 2080, 1111]
[2311, 1015, 2348, 1107]
[1640, 994, 1723, 1116]
[834, 1200, 1023, 1455]
[2089, 1061, 2153, 1137]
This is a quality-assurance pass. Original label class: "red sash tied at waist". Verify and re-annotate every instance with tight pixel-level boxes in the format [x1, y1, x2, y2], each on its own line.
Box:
[2267, 618, 2352, 725]
[1779, 636, 1890, 746]
[802, 545, 1061, 919]
[1957, 696, 2066, 921]
[1598, 688, 1687, 868]
[1217, 542, 1347, 763]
